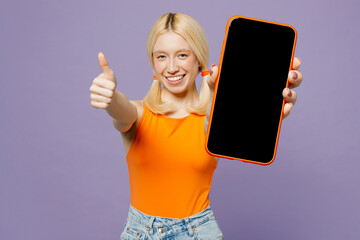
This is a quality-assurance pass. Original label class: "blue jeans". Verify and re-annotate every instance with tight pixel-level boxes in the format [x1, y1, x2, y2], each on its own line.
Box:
[120, 205, 223, 240]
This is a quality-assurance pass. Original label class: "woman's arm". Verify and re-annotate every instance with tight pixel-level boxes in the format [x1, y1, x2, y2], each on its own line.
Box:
[204, 65, 218, 135]
[90, 52, 137, 133]
[106, 91, 137, 133]
[204, 86, 215, 135]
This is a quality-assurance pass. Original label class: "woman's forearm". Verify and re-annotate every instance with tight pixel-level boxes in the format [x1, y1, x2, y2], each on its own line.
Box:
[204, 88, 214, 135]
[106, 91, 137, 132]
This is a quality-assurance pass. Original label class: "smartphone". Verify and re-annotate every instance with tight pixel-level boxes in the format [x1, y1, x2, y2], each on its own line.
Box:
[205, 16, 297, 165]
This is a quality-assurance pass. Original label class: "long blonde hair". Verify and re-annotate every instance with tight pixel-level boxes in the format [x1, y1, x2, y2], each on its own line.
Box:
[143, 13, 210, 115]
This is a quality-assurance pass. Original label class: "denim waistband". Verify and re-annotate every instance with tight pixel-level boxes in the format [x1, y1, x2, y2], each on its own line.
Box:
[126, 205, 215, 229]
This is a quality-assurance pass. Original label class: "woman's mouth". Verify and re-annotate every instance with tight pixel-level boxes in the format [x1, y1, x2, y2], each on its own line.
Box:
[165, 74, 186, 85]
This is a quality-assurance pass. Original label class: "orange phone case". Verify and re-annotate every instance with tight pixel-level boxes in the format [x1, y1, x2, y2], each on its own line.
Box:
[205, 16, 297, 165]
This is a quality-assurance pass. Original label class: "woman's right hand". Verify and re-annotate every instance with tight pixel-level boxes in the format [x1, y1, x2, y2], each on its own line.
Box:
[90, 52, 117, 109]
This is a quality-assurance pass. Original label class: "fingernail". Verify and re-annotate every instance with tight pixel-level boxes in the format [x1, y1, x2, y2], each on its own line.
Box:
[298, 58, 301, 63]
[287, 88, 292, 97]
[210, 65, 216, 75]
[292, 71, 298, 79]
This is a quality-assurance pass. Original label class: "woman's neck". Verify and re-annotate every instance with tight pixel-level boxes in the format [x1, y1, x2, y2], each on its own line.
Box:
[161, 85, 199, 115]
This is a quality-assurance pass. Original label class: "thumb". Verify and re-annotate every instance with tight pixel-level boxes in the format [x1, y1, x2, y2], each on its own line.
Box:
[98, 52, 114, 80]
[203, 65, 218, 89]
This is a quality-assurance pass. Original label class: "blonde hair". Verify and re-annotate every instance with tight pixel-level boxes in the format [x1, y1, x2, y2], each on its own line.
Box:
[143, 13, 210, 115]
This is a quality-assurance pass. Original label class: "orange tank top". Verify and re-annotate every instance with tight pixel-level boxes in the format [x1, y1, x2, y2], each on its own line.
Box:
[126, 105, 218, 218]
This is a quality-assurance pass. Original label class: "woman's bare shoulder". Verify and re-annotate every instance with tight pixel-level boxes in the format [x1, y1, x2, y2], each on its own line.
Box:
[129, 100, 144, 118]
[122, 100, 144, 136]
[121, 100, 144, 153]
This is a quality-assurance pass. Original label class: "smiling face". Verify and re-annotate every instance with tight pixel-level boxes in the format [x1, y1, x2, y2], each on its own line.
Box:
[153, 31, 200, 96]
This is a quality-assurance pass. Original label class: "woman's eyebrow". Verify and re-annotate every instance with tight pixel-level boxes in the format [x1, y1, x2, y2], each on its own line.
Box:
[154, 50, 165, 55]
[176, 49, 191, 53]
[154, 49, 191, 55]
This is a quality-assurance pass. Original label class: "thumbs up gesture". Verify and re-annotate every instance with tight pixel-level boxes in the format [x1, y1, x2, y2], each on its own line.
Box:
[90, 52, 117, 109]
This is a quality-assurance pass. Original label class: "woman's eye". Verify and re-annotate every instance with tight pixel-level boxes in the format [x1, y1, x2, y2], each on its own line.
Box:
[157, 55, 166, 59]
[179, 54, 188, 58]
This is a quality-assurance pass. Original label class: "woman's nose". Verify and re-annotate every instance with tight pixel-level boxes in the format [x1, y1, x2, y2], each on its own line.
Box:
[167, 58, 179, 74]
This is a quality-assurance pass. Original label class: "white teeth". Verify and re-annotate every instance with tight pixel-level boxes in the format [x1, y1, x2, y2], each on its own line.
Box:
[167, 75, 184, 81]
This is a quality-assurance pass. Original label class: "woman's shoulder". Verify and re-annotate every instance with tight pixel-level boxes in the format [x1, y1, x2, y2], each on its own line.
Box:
[130, 100, 144, 118]
[121, 100, 144, 143]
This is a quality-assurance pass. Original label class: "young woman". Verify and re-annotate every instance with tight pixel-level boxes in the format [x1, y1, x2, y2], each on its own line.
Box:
[89, 12, 302, 240]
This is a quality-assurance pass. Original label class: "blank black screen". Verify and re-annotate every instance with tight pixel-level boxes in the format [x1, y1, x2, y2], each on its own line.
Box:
[207, 17, 296, 164]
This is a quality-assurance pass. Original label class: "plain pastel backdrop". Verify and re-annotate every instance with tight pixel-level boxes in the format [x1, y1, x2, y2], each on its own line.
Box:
[1, 0, 359, 239]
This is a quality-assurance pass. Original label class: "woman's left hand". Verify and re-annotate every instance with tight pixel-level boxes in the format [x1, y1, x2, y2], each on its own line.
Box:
[282, 57, 303, 118]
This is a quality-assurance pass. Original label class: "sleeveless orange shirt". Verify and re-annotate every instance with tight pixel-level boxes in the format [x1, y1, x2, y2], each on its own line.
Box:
[126, 105, 218, 218]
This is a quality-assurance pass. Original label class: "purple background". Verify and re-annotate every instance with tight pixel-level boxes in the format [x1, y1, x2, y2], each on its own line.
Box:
[1, 0, 359, 239]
